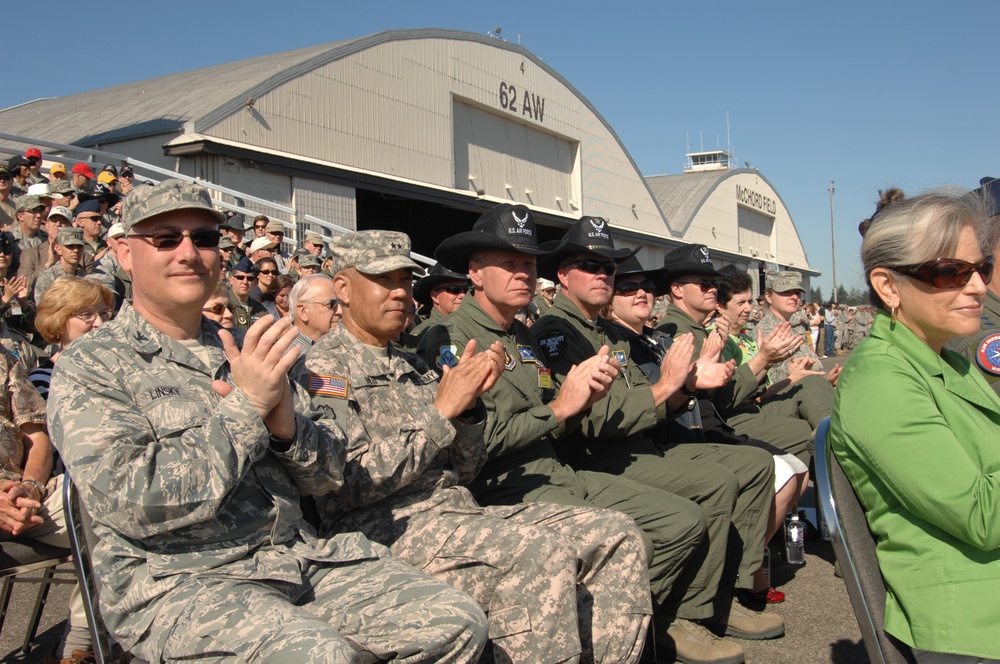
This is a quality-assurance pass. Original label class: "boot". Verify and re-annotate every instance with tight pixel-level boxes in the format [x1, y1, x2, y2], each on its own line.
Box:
[656, 618, 745, 664]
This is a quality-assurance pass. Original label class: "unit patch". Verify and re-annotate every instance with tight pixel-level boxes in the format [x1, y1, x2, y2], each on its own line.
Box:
[538, 334, 564, 358]
[517, 345, 537, 363]
[611, 350, 628, 367]
[307, 374, 349, 398]
[503, 348, 516, 371]
[436, 345, 460, 370]
[976, 333, 1000, 375]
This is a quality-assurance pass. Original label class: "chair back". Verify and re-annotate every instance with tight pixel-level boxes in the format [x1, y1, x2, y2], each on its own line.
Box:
[814, 417, 915, 664]
[63, 472, 117, 664]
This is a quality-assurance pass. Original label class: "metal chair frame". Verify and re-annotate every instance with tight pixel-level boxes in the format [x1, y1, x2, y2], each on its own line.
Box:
[814, 417, 915, 664]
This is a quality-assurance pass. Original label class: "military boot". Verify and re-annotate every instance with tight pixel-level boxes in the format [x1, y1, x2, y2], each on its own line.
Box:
[656, 618, 745, 664]
[709, 600, 785, 640]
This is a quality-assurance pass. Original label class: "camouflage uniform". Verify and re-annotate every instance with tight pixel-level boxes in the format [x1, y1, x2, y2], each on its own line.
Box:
[418, 296, 698, 632]
[756, 309, 825, 384]
[533, 295, 775, 619]
[48, 300, 488, 663]
[295, 322, 651, 663]
[32, 262, 87, 304]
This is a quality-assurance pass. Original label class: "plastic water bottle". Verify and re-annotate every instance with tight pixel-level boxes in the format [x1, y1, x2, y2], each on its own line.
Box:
[762, 545, 771, 584]
[786, 514, 805, 565]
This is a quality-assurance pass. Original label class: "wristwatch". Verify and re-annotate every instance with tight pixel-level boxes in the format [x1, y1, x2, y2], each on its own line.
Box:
[21, 478, 46, 500]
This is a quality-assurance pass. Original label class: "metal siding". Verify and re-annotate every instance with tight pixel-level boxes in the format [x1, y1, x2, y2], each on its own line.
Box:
[293, 177, 356, 234]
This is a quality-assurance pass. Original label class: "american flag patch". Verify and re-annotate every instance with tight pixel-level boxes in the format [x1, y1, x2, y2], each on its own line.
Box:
[307, 374, 349, 398]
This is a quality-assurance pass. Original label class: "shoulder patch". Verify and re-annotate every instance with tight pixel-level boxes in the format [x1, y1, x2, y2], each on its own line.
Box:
[538, 334, 564, 358]
[307, 374, 349, 398]
[436, 345, 460, 370]
[976, 333, 1000, 376]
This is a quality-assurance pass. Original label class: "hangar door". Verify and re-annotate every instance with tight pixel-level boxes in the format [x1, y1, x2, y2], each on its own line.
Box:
[453, 99, 577, 210]
[737, 205, 775, 259]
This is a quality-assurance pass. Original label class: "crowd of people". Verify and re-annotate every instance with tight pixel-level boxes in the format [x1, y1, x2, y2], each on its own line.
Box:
[1, 146, 998, 664]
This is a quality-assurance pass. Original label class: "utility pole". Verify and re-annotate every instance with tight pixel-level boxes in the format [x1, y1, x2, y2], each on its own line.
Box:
[829, 180, 838, 303]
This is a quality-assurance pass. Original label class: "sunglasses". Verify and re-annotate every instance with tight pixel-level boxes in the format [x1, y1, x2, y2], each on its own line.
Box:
[675, 279, 718, 291]
[891, 256, 994, 289]
[615, 279, 656, 296]
[231, 274, 252, 281]
[258, 269, 279, 276]
[254, 224, 267, 230]
[127, 229, 221, 250]
[202, 303, 229, 315]
[565, 259, 617, 276]
[435, 285, 467, 295]
[76, 215, 103, 222]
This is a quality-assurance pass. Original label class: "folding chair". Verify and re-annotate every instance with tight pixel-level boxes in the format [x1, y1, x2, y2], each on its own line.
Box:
[814, 417, 915, 664]
[0, 535, 74, 654]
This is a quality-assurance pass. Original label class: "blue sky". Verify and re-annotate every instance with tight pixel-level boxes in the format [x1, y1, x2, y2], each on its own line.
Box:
[4, 2, 997, 297]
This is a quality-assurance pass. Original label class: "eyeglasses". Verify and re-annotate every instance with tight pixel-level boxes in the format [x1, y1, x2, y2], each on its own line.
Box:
[435, 285, 468, 295]
[675, 279, 718, 291]
[0, 176, 10, 182]
[73, 308, 113, 323]
[254, 224, 267, 230]
[301, 299, 340, 310]
[257, 269, 279, 276]
[615, 279, 656, 296]
[891, 256, 994, 289]
[231, 274, 252, 281]
[127, 229, 221, 250]
[202, 303, 229, 315]
[565, 259, 617, 276]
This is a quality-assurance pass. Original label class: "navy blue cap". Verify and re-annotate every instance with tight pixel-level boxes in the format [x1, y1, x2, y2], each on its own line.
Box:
[74, 199, 102, 217]
[232, 257, 256, 275]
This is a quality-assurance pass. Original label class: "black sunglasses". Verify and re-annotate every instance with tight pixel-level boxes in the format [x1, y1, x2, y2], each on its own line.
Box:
[127, 229, 222, 250]
[436, 285, 467, 295]
[257, 269, 279, 276]
[615, 279, 656, 296]
[891, 256, 994, 289]
[231, 274, 252, 281]
[565, 259, 617, 276]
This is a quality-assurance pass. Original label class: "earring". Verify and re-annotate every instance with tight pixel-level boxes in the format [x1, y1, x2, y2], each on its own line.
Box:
[890, 305, 898, 326]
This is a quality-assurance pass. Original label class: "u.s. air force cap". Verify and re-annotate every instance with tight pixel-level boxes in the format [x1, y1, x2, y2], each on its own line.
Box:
[121, 179, 226, 233]
[328, 230, 423, 276]
[765, 270, 805, 293]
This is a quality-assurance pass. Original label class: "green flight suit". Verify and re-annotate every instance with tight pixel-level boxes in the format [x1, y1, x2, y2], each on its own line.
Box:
[228, 291, 269, 331]
[417, 296, 704, 619]
[533, 294, 775, 619]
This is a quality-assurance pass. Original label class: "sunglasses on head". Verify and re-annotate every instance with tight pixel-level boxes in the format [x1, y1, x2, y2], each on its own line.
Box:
[127, 229, 222, 250]
[675, 279, 717, 291]
[565, 259, 617, 276]
[615, 279, 656, 296]
[891, 256, 994, 289]
[202, 303, 229, 315]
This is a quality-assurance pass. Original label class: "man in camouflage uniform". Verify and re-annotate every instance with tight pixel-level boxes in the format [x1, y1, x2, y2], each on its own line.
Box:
[758, 272, 840, 386]
[420, 204, 710, 662]
[295, 229, 652, 664]
[32, 227, 88, 303]
[48, 180, 489, 664]
[532, 222, 781, 662]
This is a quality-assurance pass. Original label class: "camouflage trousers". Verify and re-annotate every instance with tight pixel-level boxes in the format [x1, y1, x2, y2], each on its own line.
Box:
[728, 374, 834, 467]
[567, 439, 774, 621]
[340, 490, 651, 664]
[143, 552, 489, 664]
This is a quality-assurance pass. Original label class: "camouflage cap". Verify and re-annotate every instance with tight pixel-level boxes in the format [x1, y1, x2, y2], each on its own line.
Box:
[218, 237, 236, 250]
[15, 194, 44, 212]
[56, 226, 85, 247]
[765, 270, 805, 293]
[120, 179, 226, 233]
[329, 230, 422, 275]
[47, 206, 73, 222]
[47, 179, 74, 195]
[298, 253, 322, 268]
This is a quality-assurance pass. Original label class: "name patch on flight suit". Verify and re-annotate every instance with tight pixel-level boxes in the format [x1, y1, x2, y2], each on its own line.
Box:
[307, 374, 349, 398]
[517, 345, 537, 362]
[538, 334, 564, 358]
[436, 345, 460, 369]
[611, 350, 628, 367]
[977, 333, 1000, 375]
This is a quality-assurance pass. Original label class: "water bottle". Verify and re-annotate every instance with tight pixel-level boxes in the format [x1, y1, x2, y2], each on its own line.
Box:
[786, 514, 805, 565]
[762, 545, 771, 584]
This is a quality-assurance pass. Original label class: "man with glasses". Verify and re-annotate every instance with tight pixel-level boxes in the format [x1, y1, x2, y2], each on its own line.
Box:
[73, 200, 107, 260]
[410, 263, 469, 338]
[33, 227, 87, 303]
[532, 220, 780, 663]
[228, 257, 269, 331]
[297, 253, 322, 278]
[264, 219, 290, 273]
[302, 232, 326, 257]
[288, 274, 340, 357]
[47, 179, 489, 663]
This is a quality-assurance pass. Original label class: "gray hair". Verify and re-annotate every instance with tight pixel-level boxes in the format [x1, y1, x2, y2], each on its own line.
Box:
[862, 187, 994, 309]
[288, 274, 333, 322]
